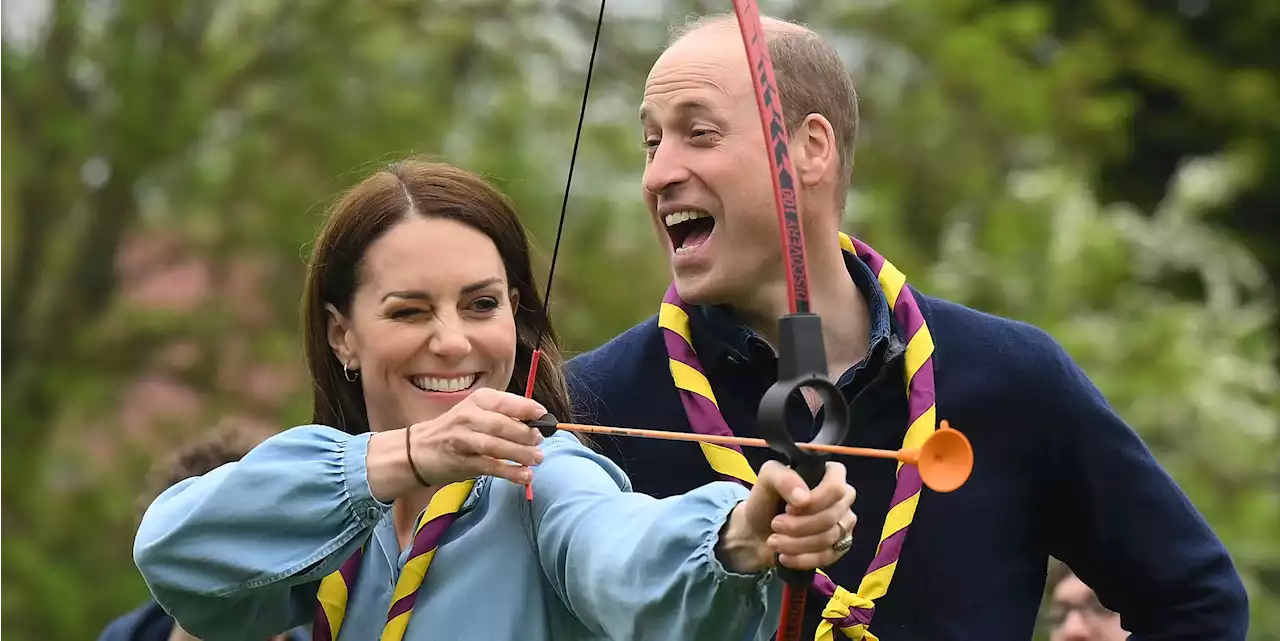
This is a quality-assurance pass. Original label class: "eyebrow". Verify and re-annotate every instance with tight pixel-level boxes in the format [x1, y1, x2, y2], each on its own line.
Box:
[639, 97, 715, 122]
[380, 277, 505, 303]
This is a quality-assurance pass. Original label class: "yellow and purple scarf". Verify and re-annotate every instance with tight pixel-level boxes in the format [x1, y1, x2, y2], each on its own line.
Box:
[313, 479, 475, 641]
[659, 232, 938, 641]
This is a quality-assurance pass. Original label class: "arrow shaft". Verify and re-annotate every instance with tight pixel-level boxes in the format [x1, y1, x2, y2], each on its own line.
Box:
[552, 421, 915, 464]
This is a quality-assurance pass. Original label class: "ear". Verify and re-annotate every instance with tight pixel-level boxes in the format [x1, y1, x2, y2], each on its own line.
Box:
[792, 114, 838, 189]
[325, 303, 359, 371]
[509, 287, 520, 312]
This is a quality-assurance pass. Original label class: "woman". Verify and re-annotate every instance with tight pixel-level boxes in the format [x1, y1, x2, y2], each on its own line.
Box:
[133, 158, 859, 641]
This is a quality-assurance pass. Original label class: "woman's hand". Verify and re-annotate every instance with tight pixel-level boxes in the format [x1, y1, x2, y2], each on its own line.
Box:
[717, 461, 858, 575]
[367, 388, 547, 500]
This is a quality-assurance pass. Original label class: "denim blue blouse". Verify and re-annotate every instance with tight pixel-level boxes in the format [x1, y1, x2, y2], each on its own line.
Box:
[134, 427, 783, 641]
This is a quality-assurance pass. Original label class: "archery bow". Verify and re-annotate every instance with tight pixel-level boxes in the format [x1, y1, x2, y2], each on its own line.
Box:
[525, 2, 890, 641]
[520, 0, 607, 502]
[726, 2, 851, 640]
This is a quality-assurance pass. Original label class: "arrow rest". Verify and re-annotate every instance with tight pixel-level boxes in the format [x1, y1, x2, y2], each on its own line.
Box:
[529, 413, 560, 439]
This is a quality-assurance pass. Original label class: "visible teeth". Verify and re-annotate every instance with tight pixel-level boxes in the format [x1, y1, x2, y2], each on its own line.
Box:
[412, 374, 476, 392]
[664, 210, 709, 227]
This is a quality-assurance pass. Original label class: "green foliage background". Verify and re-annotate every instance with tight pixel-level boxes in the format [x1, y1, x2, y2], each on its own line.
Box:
[3, 0, 1277, 639]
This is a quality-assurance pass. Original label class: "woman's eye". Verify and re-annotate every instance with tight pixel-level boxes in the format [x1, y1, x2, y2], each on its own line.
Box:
[471, 297, 500, 312]
[388, 308, 423, 320]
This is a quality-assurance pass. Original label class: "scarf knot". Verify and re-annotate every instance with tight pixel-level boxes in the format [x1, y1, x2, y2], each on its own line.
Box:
[816, 585, 879, 641]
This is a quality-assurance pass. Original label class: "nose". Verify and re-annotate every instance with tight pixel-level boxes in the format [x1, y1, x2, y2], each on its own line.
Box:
[1052, 611, 1093, 641]
[641, 139, 692, 198]
[428, 311, 472, 360]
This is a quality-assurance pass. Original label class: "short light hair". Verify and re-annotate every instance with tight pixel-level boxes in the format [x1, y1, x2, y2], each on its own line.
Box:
[136, 424, 273, 516]
[1046, 558, 1075, 592]
[668, 13, 860, 208]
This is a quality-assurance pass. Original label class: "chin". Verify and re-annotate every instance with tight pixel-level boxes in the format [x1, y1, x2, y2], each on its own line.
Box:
[671, 272, 730, 307]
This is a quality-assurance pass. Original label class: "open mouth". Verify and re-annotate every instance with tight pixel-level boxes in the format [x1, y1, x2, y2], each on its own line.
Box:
[409, 374, 479, 393]
[665, 210, 715, 254]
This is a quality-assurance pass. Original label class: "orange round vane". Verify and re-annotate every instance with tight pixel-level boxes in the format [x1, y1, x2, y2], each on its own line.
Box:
[915, 420, 973, 493]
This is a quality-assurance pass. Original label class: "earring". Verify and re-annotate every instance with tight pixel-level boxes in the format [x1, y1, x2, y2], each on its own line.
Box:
[343, 362, 359, 382]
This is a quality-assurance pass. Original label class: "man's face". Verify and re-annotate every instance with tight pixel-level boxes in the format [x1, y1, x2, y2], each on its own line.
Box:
[639, 26, 786, 307]
[1048, 574, 1127, 641]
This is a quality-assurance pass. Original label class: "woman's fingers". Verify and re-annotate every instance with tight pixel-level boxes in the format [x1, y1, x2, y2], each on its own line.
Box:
[463, 404, 544, 447]
[463, 431, 544, 468]
[470, 387, 548, 422]
[480, 457, 534, 486]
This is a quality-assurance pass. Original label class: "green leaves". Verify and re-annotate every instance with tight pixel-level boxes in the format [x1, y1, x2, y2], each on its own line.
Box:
[3, 0, 1277, 638]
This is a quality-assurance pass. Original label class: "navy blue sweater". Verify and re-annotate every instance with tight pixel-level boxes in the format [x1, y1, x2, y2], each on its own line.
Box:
[565, 254, 1248, 640]
[95, 599, 309, 641]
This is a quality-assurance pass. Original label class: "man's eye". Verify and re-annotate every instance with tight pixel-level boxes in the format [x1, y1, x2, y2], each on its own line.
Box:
[690, 129, 719, 143]
[389, 308, 423, 319]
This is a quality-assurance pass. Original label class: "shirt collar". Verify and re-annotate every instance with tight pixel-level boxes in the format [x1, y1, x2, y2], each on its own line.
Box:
[689, 250, 898, 373]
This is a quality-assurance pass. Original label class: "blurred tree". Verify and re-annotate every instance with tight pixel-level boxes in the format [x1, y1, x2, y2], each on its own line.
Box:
[1029, 0, 1280, 314]
[1, 0, 659, 637]
[2, 0, 1276, 639]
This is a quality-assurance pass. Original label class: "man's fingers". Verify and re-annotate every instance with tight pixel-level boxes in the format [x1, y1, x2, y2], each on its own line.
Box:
[769, 530, 840, 556]
[759, 461, 854, 513]
[758, 461, 812, 506]
[773, 511, 857, 570]
[781, 462, 850, 515]
[777, 550, 842, 571]
[769, 511, 857, 554]
[771, 504, 844, 538]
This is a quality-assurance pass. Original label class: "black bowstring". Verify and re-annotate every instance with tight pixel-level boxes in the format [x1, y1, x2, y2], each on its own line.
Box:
[540, 0, 608, 316]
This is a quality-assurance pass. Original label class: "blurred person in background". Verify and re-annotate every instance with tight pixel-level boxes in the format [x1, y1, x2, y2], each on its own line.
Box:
[95, 425, 307, 641]
[565, 10, 1249, 640]
[131, 158, 861, 641]
[1044, 561, 1128, 641]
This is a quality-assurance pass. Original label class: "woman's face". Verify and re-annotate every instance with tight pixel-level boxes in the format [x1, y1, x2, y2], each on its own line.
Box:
[327, 216, 519, 432]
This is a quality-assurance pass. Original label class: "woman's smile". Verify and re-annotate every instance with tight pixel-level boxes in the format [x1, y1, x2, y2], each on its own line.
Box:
[408, 372, 483, 395]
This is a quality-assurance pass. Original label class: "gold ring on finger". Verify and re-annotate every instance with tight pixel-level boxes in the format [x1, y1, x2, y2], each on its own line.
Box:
[832, 520, 854, 553]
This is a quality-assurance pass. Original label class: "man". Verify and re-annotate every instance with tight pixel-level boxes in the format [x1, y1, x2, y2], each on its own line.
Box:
[96, 426, 309, 641]
[565, 11, 1248, 640]
[1044, 561, 1128, 641]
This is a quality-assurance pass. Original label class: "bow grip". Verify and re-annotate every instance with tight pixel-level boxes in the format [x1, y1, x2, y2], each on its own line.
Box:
[757, 313, 850, 588]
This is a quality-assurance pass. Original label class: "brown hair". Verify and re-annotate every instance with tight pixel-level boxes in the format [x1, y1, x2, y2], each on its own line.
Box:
[302, 157, 573, 434]
[668, 14, 860, 209]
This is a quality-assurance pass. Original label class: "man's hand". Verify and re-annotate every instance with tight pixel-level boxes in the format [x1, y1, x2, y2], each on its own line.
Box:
[717, 460, 858, 574]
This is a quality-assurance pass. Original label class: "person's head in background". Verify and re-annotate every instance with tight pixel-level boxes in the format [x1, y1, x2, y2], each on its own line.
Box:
[1046, 561, 1127, 641]
[138, 424, 273, 513]
[120, 425, 305, 641]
